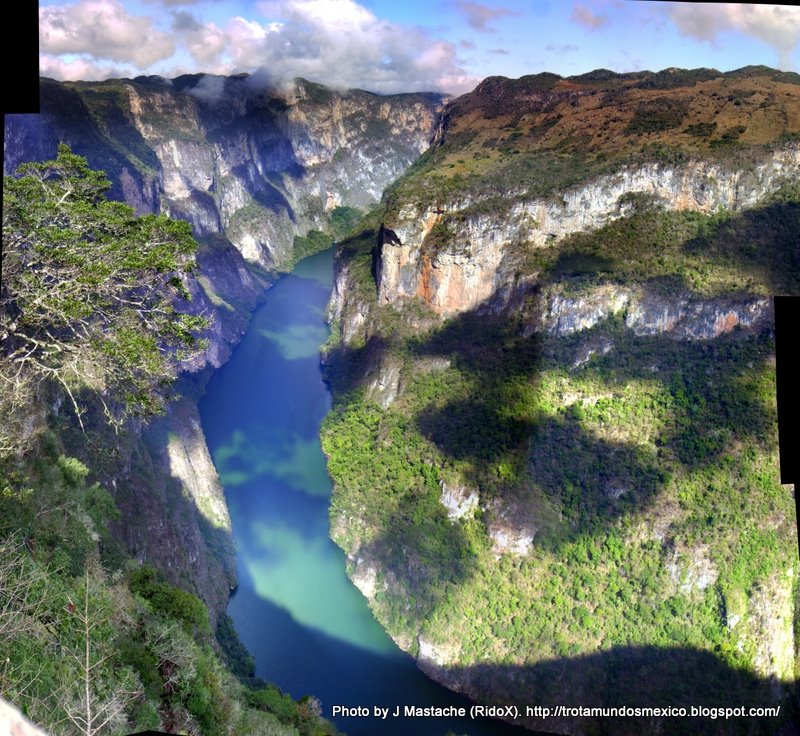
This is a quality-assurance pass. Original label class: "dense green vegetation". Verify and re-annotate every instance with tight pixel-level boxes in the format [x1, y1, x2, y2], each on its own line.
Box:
[322, 185, 799, 731]
[0, 441, 340, 736]
[1, 149, 339, 736]
[290, 206, 363, 268]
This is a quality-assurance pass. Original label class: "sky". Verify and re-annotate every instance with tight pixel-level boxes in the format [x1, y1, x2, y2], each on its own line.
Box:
[39, 1, 800, 95]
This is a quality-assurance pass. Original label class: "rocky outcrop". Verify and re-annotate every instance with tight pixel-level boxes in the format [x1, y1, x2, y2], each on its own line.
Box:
[417, 636, 459, 671]
[485, 499, 538, 557]
[374, 147, 799, 316]
[744, 570, 796, 684]
[439, 479, 479, 521]
[533, 284, 630, 336]
[665, 545, 718, 596]
[365, 354, 403, 408]
[182, 239, 268, 373]
[348, 552, 380, 600]
[326, 260, 371, 344]
[529, 282, 773, 341]
[625, 291, 772, 339]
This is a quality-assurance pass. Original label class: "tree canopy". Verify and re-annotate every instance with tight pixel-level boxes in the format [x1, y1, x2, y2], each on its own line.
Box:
[1, 144, 206, 451]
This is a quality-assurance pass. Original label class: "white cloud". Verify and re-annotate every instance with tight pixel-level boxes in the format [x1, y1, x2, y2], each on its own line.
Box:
[667, 4, 800, 70]
[171, 12, 230, 68]
[571, 4, 609, 30]
[186, 74, 231, 103]
[260, 0, 376, 33]
[39, 0, 478, 93]
[169, 0, 478, 93]
[39, 53, 134, 81]
[40, 0, 175, 68]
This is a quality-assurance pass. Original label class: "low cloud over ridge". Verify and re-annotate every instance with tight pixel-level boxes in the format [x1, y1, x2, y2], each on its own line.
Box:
[39, 0, 479, 94]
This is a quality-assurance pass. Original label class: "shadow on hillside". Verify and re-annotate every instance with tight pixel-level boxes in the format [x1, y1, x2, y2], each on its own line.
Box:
[355, 490, 482, 626]
[322, 333, 390, 397]
[529, 199, 800, 300]
[408, 311, 674, 545]
[439, 645, 794, 736]
[232, 163, 296, 217]
[414, 309, 779, 540]
[323, 275, 782, 561]
[682, 200, 800, 296]
[10, 79, 161, 210]
[579, 328, 778, 470]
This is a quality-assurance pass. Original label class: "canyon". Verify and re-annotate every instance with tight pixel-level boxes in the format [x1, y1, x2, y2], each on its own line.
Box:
[5, 66, 799, 735]
[4, 73, 443, 620]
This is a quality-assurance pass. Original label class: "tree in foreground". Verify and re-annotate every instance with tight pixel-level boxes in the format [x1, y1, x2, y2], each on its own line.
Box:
[1, 144, 206, 453]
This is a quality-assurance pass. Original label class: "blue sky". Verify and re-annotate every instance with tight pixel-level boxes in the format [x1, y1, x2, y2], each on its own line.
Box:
[39, 1, 800, 93]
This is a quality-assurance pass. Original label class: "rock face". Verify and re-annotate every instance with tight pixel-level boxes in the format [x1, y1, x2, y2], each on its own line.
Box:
[5, 76, 443, 271]
[4, 74, 442, 620]
[374, 148, 799, 316]
[529, 282, 773, 341]
[183, 237, 269, 373]
[365, 354, 403, 408]
[745, 571, 796, 684]
[109, 398, 237, 626]
[439, 479, 479, 520]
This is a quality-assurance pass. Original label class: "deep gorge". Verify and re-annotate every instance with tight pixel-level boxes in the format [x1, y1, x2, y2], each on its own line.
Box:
[198, 247, 526, 736]
[3, 67, 799, 736]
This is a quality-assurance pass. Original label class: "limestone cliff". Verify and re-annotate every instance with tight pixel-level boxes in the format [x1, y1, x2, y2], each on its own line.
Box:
[5, 76, 443, 271]
[374, 147, 799, 316]
[529, 282, 773, 340]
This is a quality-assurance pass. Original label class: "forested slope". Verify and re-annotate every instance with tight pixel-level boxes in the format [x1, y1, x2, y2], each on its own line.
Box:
[321, 67, 800, 735]
[0, 147, 340, 736]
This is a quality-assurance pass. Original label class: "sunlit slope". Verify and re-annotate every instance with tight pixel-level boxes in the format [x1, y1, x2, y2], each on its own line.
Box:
[321, 67, 800, 735]
[385, 66, 800, 210]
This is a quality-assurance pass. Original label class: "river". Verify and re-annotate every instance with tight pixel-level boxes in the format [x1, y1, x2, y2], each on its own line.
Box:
[199, 248, 528, 736]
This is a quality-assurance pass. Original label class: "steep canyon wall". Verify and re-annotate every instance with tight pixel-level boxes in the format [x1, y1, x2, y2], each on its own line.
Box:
[4, 74, 443, 618]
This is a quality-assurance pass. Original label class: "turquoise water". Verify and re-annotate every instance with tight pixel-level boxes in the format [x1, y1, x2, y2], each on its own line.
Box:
[199, 249, 527, 736]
